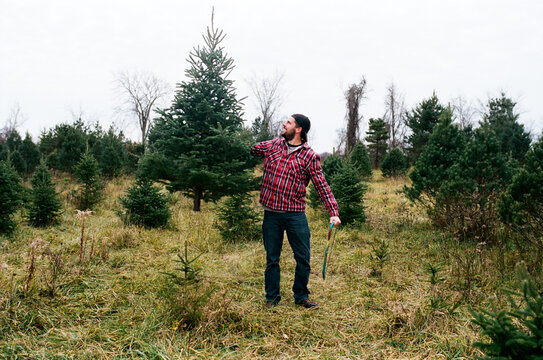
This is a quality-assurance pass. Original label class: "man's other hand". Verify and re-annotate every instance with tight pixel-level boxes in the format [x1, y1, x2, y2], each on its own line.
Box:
[330, 216, 341, 227]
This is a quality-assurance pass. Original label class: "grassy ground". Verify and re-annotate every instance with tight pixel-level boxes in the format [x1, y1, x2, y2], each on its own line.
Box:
[0, 172, 521, 359]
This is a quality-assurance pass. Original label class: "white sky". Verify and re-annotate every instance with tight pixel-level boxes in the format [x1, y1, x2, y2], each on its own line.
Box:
[1, 0, 542, 153]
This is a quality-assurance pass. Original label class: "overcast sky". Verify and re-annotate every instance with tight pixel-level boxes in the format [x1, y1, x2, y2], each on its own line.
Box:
[1, 0, 542, 153]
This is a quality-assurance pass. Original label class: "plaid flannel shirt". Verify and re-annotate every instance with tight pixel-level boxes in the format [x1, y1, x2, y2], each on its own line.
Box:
[251, 137, 339, 217]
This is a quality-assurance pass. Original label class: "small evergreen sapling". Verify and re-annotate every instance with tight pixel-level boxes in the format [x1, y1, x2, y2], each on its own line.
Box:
[348, 142, 372, 180]
[119, 176, 171, 228]
[330, 162, 367, 226]
[381, 148, 409, 178]
[215, 193, 260, 242]
[73, 151, 103, 210]
[27, 162, 62, 227]
[471, 272, 543, 359]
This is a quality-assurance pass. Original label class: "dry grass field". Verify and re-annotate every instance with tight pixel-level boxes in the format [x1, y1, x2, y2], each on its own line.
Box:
[0, 171, 521, 359]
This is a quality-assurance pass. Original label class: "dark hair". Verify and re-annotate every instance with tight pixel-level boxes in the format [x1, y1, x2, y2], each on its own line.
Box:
[291, 114, 311, 143]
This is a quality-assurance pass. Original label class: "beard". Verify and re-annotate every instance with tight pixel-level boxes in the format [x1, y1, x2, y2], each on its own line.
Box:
[281, 128, 295, 141]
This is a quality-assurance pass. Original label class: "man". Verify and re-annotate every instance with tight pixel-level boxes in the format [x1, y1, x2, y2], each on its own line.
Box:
[251, 114, 341, 309]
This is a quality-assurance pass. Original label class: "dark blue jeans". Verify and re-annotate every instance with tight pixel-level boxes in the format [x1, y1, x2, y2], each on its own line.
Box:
[262, 210, 311, 304]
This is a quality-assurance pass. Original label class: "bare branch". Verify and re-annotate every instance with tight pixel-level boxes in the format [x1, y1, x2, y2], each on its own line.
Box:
[249, 73, 285, 137]
[384, 82, 407, 149]
[451, 96, 476, 129]
[2, 102, 27, 138]
[115, 71, 171, 150]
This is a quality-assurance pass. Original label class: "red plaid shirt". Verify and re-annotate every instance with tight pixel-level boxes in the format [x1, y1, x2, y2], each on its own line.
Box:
[251, 137, 339, 217]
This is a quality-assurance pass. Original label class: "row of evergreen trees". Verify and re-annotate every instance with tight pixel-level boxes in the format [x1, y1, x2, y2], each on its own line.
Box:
[0, 120, 142, 179]
[404, 94, 543, 269]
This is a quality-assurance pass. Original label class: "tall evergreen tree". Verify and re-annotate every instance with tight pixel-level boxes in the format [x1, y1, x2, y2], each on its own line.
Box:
[19, 132, 40, 175]
[365, 117, 389, 169]
[146, 16, 257, 211]
[499, 138, 543, 266]
[405, 93, 445, 163]
[442, 126, 514, 240]
[348, 142, 372, 180]
[27, 162, 62, 227]
[482, 93, 531, 163]
[73, 151, 103, 210]
[0, 161, 22, 234]
[405, 110, 467, 226]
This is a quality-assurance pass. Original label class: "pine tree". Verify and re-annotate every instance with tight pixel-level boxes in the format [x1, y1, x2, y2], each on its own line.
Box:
[119, 177, 171, 228]
[321, 154, 344, 182]
[40, 121, 88, 173]
[9, 150, 27, 177]
[251, 116, 274, 143]
[365, 118, 389, 169]
[405, 110, 467, 227]
[330, 162, 367, 225]
[215, 193, 260, 242]
[0, 161, 22, 234]
[0, 142, 8, 162]
[405, 93, 445, 163]
[499, 138, 543, 266]
[348, 142, 372, 180]
[381, 148, 409, 177]
[482, 93, 531, 163]
[146, 16, 257, 211]
[6, 130, 22, 152]
[441, 126, 514, 240]
[19, 132, 40, 175]
[471, 272, 543, 359]
[73, 151, 103, 210]
[92, 127, 128, 178]
[27, 162, 62, 227]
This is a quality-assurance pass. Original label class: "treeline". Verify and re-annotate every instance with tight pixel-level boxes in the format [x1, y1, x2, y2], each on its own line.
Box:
[0, 119, 142, 179]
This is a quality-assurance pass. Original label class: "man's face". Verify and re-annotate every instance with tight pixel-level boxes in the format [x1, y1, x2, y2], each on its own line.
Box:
[281, 117, 299, 141]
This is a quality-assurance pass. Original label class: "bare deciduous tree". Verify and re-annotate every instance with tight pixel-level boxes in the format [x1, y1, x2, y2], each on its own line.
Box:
[451, 96, 476, 129]
[345, 77, 367, 154]
[2, 102, 27, 140]
[116, 71, 170, 150]
[384, 82, 407, 149]
[249, 73, 284, 137]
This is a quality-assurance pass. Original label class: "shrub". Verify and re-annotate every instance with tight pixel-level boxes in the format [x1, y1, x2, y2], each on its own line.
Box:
[27, 162, 62, 227]
[215, 193, 260, 242]
[119, 177, 171, 228]
[381, 148, 409, 177]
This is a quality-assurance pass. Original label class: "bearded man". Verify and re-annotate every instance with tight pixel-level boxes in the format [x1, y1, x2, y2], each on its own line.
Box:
[251, 113, 341, 309]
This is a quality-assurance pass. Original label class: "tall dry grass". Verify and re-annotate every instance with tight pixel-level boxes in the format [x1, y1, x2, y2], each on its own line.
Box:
[0, 171, 523, 359]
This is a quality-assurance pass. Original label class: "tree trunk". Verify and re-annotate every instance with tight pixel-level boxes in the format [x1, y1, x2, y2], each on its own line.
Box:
[193, 188, 202, 211]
